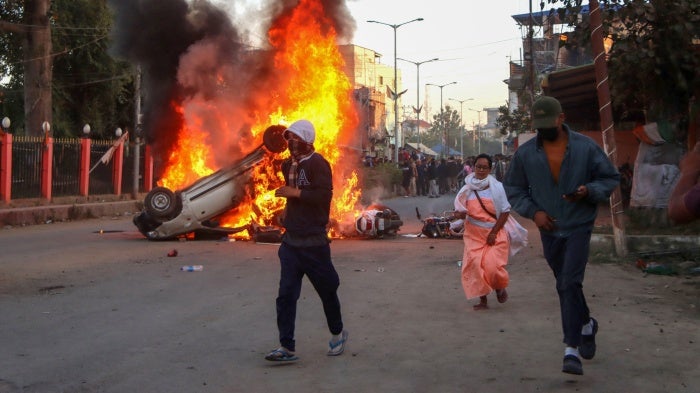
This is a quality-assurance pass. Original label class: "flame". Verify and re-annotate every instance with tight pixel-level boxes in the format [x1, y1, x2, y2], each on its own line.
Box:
[158, 0, 361, 238]
[158, 103, 215, 189]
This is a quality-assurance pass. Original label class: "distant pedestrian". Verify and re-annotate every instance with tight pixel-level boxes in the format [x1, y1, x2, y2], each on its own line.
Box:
[447, 156, 460, 192]
[437, 158, 449, 194]
[427, 159, 440, 198]
[409, 159, 418, 196]
[416, 159, 428, 196]
[401, 160, 412, 197]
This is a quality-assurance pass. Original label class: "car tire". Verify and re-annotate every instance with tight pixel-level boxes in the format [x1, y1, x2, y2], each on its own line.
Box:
[144, 187, 181, 220]
[263, 124, 287, 154]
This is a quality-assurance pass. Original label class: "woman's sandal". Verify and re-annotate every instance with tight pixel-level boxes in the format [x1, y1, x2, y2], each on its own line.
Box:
[496, 288, 509, 304]
[473, 296, 488, 310]
[265, 347, 299, 362]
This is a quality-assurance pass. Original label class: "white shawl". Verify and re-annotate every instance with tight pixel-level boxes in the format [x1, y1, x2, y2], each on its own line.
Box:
[454, 173, 510, 217]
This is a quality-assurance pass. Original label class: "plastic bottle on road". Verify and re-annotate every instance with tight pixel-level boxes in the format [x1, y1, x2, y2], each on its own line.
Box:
[180, 265, 203, 272]
[643, 262, 674, 275]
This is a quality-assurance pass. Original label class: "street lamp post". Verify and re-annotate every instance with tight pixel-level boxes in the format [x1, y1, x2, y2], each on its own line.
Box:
[398, 57, 439, 148]
[469, 108, 483, 154]
[449, 98, 474, 158]
[1, 117, 10, 134]
[42, 121, 51, 137]
[368, 17, 424, 164]
[427, 82, 457, 158]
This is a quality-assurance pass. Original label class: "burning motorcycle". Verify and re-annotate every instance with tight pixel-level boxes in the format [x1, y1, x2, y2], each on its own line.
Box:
[416, 208, 464, 239]
[354, 204, 404, 238]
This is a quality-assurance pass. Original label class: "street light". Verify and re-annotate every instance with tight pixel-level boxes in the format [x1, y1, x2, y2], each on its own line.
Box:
[397, 57, 439, 148]
[1, 117, 10, 134]
[427, 82, 457, 157]
[468, 108, 483, 154]
[82, 124, 91, 138]
[367, 17, 424, 164]
[449, 98, 474, 158]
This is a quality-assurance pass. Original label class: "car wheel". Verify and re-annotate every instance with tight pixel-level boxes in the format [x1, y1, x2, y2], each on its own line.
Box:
[263, 124, 287, 154]
[144, 187, 181, 220]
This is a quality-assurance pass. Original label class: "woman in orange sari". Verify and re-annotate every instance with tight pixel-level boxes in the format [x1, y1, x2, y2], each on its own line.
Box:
[454, 153, 511, 310]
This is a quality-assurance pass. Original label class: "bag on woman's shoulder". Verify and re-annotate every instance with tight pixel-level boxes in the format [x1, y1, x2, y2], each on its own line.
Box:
[504, 216, 528, 256]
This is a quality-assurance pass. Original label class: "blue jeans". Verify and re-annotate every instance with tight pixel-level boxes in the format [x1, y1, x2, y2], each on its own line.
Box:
[276, 242, 343, 351]
[540, 229, 592, 348]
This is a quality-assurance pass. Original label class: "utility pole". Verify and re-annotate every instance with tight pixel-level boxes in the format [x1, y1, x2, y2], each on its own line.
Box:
[589, 0, 627, 256]
[449, 98, 474, 158]
[398, 57, 439, 148]
[469, 108, 482, 155]
[427, 82, 457, 158]
[367, 18, 424, 164]
[132, 66, 142, 199]
[527, 0, 536, 112]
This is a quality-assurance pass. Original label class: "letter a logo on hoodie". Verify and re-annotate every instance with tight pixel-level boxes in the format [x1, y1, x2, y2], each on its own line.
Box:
[297, 169, 311, 186]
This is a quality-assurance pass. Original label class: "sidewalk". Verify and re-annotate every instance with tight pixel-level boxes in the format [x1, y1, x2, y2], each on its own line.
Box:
[0, 195, 143, 227]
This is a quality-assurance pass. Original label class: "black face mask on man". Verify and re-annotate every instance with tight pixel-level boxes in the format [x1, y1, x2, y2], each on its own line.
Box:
[537, 127, 559, 141]
[288, 139, 314, 158]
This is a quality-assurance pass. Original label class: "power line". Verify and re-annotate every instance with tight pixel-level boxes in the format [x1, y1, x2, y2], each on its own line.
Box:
[1, 73, 133, 93]
[53, 73, 133, 89]
[53, 25, 109, 31]
[1, 21, 108, 31]
[2, 34, 109, 66]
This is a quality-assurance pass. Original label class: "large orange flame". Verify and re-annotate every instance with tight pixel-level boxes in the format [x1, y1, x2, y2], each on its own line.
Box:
[158, 0, 361, 238]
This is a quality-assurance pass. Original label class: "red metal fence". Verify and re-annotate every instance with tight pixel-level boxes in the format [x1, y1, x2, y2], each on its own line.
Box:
[0, 132, 155, 204]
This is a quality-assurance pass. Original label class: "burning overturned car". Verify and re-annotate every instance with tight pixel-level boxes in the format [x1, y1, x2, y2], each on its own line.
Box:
[133, 125, 287, 240]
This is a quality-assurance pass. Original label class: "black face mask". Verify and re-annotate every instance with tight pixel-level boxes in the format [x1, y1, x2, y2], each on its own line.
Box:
[288, 139, 314, 159]
[537, 127, 559, 141]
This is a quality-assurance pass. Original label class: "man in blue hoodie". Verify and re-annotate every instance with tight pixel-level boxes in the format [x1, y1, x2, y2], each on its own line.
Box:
[265, 119, 347, 362]
[504, 96, 620, 376]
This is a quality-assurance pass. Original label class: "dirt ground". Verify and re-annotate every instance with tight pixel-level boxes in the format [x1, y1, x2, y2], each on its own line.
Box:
[0, 195, 699, 393]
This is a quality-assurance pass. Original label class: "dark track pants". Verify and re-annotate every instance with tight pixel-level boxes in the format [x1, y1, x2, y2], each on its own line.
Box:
[540, 229, 592, 348]
[276, 242, 343, 352]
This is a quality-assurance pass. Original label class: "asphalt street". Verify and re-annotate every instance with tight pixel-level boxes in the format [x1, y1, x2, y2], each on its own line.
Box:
[0, 194, 698, 393]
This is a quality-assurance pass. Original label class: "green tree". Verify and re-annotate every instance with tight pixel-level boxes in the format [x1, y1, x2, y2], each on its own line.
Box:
[51, 0, 133, 138]
[550, 0, 700, 137]
[496, 104, 531, 136]
[0, 0, 134, 137]
[1, 0, 52, 136]
[428, 104, 462, 154]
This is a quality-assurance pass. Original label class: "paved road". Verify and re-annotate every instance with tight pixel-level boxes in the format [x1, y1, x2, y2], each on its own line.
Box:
[0, 195, 698, 393]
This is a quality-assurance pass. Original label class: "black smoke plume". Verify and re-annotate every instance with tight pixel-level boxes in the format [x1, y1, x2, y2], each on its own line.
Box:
[108, 0, 356, 175]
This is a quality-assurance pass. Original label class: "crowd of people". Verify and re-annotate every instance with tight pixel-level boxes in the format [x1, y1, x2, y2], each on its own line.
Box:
[390, 148, 512, 199]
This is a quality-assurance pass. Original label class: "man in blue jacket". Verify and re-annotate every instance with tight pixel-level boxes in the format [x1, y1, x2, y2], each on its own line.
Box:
[265, 119, 347, 362]
[503, 96, 620, 376]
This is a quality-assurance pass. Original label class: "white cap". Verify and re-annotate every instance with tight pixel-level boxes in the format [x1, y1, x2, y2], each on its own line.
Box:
[285, 119, 315, 144]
